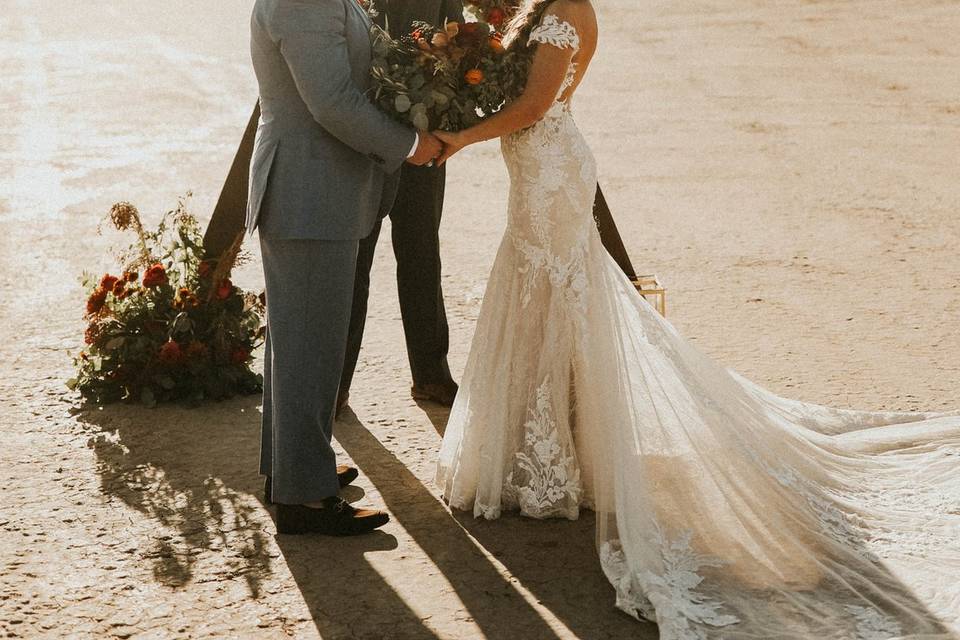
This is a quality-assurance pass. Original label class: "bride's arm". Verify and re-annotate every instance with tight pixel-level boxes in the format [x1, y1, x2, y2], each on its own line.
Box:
[433, 17, 577, 164]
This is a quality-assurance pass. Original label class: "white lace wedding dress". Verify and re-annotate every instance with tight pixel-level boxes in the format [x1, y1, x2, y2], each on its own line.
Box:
[436, 13, 960, 640]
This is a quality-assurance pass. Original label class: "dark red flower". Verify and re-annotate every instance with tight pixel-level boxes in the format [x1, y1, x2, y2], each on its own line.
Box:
[198, 260, 213, 278]
[142, 263, 167, 288]
[99, 274, 119, 291]
[86, 287, 109, 315]
[123, 271, 138, 282]
[158, 340, 182, 363]
[216, 279, 233, 300]
[111, 279, 126, 297]
[231, 347, 251, 365]
[487, 7, 505, 27]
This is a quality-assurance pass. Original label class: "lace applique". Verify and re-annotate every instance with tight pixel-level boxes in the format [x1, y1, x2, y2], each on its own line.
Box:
[844, 605, 903, 640]
[760, 455, 960, 561]
[640, 526, 740, 640]
[599, 541, 657, 621]
[503, 376, 581, 519]
[528, 14, 580, 51]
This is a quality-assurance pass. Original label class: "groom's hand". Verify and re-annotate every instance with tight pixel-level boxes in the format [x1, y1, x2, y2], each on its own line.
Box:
[407, 130, 442, 166]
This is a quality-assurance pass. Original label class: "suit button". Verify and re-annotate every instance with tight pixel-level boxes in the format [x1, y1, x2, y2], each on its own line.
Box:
[369, 153, 385, 164]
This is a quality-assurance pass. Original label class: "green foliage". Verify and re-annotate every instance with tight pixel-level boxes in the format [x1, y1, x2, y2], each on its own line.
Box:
[369, 19, 532, 132]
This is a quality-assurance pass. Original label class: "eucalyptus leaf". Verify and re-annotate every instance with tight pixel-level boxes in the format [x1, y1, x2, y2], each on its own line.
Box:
[395, 94, 412, 113]
[408, 73, 426, 90]
[412, 112, 430, 131]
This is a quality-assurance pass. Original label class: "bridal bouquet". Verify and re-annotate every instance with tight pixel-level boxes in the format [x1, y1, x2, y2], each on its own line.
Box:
[69, 196, 264, 406]
[369, 17, 530, 131]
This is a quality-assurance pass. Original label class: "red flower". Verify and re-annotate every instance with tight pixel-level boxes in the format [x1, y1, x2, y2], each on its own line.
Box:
[198, 260, 213, 278]
[488, 8, 505, 27]
[231, 347, 251, 365]
[142, 263, 167, 288]
[86, 287, 109, 315]
[99, 274, 119, 291]
[216, 279, 233, 300]
[158, 340, 182, 363]
[123, 270, 138, 282]
[84, 323, 101, 345]
[112, 279, 126, 297]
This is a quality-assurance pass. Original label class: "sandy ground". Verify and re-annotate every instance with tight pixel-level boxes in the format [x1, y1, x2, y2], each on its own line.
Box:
[1, 0, 959, 638]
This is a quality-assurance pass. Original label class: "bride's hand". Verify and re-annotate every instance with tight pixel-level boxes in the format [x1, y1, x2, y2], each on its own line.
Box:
[433, 130, 467, 166]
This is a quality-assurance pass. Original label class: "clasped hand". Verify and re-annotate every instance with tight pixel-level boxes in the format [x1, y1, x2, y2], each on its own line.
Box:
[406, 130, 468, 167]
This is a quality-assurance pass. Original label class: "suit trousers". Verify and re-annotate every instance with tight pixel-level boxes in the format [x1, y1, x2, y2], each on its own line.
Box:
[259, 234, 359, 504]
[341, 163, 453, 393]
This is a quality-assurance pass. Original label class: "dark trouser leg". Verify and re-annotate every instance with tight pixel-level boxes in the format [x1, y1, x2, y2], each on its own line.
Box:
[340, 218, 383, 396]
[260, 325, 273, 476]
[389, 163, 453, 386]
[258, 234, 359, 505]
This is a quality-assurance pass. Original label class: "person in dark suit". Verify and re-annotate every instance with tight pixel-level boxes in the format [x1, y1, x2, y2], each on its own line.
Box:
[339, 0, 466, 412]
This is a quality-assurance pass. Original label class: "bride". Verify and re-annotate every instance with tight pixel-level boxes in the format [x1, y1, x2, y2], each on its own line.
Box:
[432, 1, 960, 638]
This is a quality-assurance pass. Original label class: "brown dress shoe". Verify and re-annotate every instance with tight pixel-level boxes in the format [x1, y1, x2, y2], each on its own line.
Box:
[411, 380, 459, 407]
[275, 497, 389, 536]
[263, 466, 359, 505]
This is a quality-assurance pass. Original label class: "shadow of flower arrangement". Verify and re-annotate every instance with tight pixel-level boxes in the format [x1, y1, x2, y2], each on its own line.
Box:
[78, 395, 273, 596]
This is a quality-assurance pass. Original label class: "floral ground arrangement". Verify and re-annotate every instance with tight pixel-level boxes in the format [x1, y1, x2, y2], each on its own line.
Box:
[69, 196, 264, 406]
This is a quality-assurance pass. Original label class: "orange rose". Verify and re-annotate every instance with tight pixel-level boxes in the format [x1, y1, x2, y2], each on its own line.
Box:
[142, 263, 167, 288]
[489, 36, 505, 53]
[465, 68, 484, 85]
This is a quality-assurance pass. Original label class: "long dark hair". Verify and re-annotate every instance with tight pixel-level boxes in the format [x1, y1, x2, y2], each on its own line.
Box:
[502, 0, 563, 51]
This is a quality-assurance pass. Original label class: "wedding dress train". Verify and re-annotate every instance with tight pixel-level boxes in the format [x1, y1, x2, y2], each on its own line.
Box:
[437, 14, 960, 640]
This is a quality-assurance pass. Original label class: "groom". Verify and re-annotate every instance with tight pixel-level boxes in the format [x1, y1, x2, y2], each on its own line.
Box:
[248, 0, 441, 535]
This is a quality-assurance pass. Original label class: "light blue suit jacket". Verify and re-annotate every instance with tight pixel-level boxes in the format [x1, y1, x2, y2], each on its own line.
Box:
[247, 0, 417, 240]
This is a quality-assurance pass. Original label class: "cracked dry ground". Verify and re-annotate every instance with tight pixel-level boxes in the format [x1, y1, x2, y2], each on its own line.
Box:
[2, 0, 959, 638]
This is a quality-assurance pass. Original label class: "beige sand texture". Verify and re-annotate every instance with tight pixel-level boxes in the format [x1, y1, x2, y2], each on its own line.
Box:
[1, 0, 957, 638]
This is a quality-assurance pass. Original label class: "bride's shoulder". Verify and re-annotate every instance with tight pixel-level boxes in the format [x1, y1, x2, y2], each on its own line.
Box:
[533, 0, 596, 50]
[538, 0, 597, 38]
